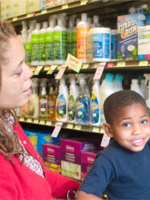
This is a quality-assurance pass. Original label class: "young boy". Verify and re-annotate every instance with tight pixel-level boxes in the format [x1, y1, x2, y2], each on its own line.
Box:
[77, 90, 150, 200]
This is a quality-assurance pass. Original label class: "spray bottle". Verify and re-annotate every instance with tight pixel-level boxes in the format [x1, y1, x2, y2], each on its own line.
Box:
[75, 74, 90, 125]
[77, 13, 90, 63]
[113, 73, 123, 92]
[72, 19, 81, 57]
[39, 21, 48, 65]
[56, 75, 68, 122]
[67, 15, 76, 55]
[67, 74, 79, 123]
[54, 13, 67, 65]
[140, 79, 148, 100]
[130, 79, 144, 98]
[45, 15, 57, 65]
[31, 23, 41, 66]
[28, 78, 39, 118]
[100, 73, 114, 124]
[48, 84, 57, 120]
[144, 74, 150, 117]
[21, 21, 28, 48]
[39, 78, 48, 118]
[25, 20, 36, 66]
[90, 79, 100, 127]
[87, 17, 92, 28]
[91, 15, 101, 27]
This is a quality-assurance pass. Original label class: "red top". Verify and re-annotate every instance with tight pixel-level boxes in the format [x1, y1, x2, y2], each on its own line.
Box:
[0, 122, 80, 200]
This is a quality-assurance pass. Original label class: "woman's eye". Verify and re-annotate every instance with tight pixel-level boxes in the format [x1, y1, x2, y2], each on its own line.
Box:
[122, 123, 130, 127]
[16, 70, 22, 76]
[141, 120, 147, 125]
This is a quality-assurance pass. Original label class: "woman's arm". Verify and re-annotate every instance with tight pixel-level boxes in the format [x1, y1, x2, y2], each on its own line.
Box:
[77, 191, 103, 200]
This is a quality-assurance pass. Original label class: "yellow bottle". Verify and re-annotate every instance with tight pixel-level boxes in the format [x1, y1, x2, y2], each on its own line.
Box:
[48, 87, 57, 120]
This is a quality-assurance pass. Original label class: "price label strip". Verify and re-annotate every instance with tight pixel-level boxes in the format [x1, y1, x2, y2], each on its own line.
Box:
[139, 60, 148, 66]
[55, 65, 67, 79]
[41, 9, 47, 14]
[31, 67, 36, 71]
[62, 4, 69, 9]
[92, 127, 100, 133]
[44, 66, 50, 71]
[39, 120, 45, 125]
[67, 124, 74, 129]
[34, 66, 43, 75]
[65, 54, 82, 73]
[81, 0, 88, 5]
[107, 62, 114, 68]
[12, 17, 18, 21]
[19, 117, 24, 122]
[47, 65, 58, 75]
[33, 119, 39, 124]
[82, 64, 89, 69]
[51, 122, 63, 138]
[27, 118, 32, 123]
[117, 62, 126, 67]
[46, 121, 52, 126]
[101, 133, 110, 147]
[93, 62, 106, 80]
[74, 125, 81, 130]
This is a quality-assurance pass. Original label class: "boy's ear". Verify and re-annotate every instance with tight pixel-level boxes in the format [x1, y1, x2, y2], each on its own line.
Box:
[103, 123, 114, 138]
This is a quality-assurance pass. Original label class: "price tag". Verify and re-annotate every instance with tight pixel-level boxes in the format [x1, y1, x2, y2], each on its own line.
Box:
[34, 66, 43, 75]
[81, 0, 88, 5]
[31, 67, 36, 71]
[27, 13, 32, 18]
[65, 54, 82, 73]
[139, 60, 148, 66]
[44, 66, 50, 71]
[107, 62, 114, 68]
[92, 127, 100, 133]
[101, 133, 110, 147]
[33, 119, 39, 124]
[100, 128, 105, 134]
[93, 63, 99, 69]
[117, 62, 126, 67]
[74, 125, 81, 130]
[19, 117, 24, 122]
[62, 4, 68, 9]
[12, 17, 17, 21]
[39, 120, 45, 125]
[46, 121, 52, 126]
[55, 65, 67, 79]
[67, 124, 74, 129]
[82, 64, 89, 69]
[27, 118, 32, 123]
[51, 122, 63, 138]
[41, 9, 47, 14]
[57, 65, 61, 70]
[93, 63, 106, 80]
[47, 65, 57, 74]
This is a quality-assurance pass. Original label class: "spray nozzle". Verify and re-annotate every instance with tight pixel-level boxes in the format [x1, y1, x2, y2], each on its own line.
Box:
[42, 21, 48, 29]
[93, 15, 99, 24]
[49, 14, 57, 27]
[57, 13, 67, 26]
[75, 74, 87, 85]
[69, 15, 76, 27]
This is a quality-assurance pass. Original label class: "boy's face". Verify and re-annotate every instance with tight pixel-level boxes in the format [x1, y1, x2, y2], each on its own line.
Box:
[103, 103, 150, 152]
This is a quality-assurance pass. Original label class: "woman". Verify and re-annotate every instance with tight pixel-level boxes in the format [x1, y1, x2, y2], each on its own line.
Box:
[0, 20, 80, 199]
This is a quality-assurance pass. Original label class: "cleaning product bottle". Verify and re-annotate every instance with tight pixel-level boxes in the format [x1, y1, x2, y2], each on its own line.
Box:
[87, 17, 92, 28]
[39, 79, 48, 118]
[56, 75, 68, 122]
[87, 26, 95, 63]
[143, 74, 150, 118]
[113, 73, 124, 92]
[45, 15, 57, 65]
[28, 78, 39, 118]
[140, 79, 148, 100]
[31, 23, 41, 66]
[100, 73, 114, 123]
[67, 74, 79, 123]
[21, 21, 28, 49]
[90, 79, 100, 127]
[67, 15, 76, 55]
[21, 103, 28, 116]
[72, 19, 81, 57]
[75, 74, 90, 125]
[25, 20, 36, 66]
[48, 86, 57, 120]
[39, 21, 48, 66]
[91, 15, 101, 27]
[54, 13, 67, 65]
[77, 13, 90, 63]
[130, 79, 144, 98]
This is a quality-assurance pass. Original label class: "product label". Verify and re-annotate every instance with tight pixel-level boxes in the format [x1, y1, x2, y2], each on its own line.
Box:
[56, 94, 66, 119]
[87, 33, 93, 62]
[68, 95, 75, 121]
[77, 27, 90, 59]
[72, 32, 77, 57]
[39, 33, 46, 62]
[45, 32, 53, 61]
[90, 94, 99, 124]
[28, 99, 34, 116]
[21, 104, 28, 116]
[25, 42, 32, 64]
[111, 34, 117, 59]
[93, 33, 110, 59]
[54, 31, 67, 61]
[39, 97, 48, 118]
[67, 32, 72, 55]
[31, 34, 39, 62]
[48, 96, 56, 119]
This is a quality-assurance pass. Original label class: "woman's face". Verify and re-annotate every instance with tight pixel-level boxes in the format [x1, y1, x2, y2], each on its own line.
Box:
[0, 36, 33, 110]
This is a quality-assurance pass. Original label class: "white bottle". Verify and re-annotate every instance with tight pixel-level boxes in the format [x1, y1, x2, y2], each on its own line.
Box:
[113, 73, 123, 92]
[72, 19, 81, 57]
[100, 73, 114, 124]
[77, 13, 90, 63]
[28, 78, 39, 118]
[67, 15, 76, 55]
[45, 15, 57, 65]
[91, 15, 101, 27]
[140, 79, 148, 100]
[39, 22, 48, 66]
[67, 74, 79, 123]
[56, 75, 68, 122]
[54, 13, 67, 65]
[130, 79, 144, 98]
[31, 23, 41, 66]
[87, 17, 92, 28]
[90, 80, 100, 126]
[21, 21, 28, 48]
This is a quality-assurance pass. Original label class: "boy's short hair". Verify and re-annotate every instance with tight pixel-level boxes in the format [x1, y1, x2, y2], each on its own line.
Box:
[104, 90, 147, 124]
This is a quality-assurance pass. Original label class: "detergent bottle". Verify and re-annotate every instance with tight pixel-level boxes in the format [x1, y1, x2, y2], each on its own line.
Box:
[48, 86, 57, 120]
[72, 19, 81, 57]
[21, 21, 28, 48]
[67, 15, 76, 55]
[113, 73, 124, 92]
[130, 79, 144, 98]
[39, 78, 48, 118]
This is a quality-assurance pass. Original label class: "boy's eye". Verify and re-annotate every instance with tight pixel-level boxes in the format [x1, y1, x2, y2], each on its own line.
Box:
[141, 120, 147, 125]
[122, 123, 130, 127]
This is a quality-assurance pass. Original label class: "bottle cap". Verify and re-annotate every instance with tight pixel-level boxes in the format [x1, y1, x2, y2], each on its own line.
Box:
[105, 73, 114, 83]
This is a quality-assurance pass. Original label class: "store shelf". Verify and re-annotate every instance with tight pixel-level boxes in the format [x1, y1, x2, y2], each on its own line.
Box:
[18, 116, 104, 134]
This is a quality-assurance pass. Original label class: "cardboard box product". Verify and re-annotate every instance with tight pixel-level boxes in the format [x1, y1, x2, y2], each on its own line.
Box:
[117, 13, 146, 60]
[43, 143, 61, 173]
[129, 4, 150, 14]
[61, 138, 99, 180]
